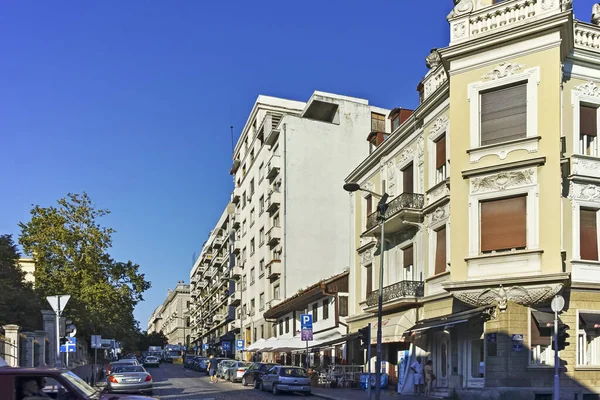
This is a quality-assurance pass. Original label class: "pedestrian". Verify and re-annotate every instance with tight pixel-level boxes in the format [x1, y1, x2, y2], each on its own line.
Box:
[424, 360, 435, 395]
[410, 356, 424, 395]
[208, 354, 218, 383]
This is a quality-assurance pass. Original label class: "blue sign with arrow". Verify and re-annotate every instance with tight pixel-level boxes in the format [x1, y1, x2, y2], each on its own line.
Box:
[222, 341, 231, 351]
[60, 337, 76, 353]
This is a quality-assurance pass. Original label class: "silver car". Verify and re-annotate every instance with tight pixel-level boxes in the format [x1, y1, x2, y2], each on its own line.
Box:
[259, 366, 311, 395]
[107, 364, 153, 395]
[216, 359, 236, 379]
[224, 361, 253, 382]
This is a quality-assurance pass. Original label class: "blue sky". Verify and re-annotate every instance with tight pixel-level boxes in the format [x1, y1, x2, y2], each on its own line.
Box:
[1, 1, 596, 328]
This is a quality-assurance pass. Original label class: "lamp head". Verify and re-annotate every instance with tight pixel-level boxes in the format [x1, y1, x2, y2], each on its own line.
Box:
[343, 182, 361, 193]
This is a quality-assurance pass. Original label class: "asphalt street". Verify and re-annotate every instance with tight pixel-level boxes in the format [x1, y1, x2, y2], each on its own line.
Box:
[147, 362, 312, 400]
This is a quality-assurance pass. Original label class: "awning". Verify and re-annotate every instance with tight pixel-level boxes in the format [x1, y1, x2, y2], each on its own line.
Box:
[246, 338, 268, 352]
[370, 309, 417, 344]
[315, 332, 360, 349]
[266, 330, 346, 352]
[580, 313, 600, 328]
[406, 306, 492, 335]
[532, 311, 562, 328]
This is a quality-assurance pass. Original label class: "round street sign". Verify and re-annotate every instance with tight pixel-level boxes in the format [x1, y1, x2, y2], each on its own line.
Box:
[551, 295, 565, 313]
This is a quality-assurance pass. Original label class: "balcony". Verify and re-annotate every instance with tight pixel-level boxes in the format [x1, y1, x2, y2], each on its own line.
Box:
[231, 266, 243, 279]
[232, 187, 241, 204]
[232, 241, 241, 254]
[213, 236, 225, 248]
[228, 291, 242, 306]
[212, 255, 227, 267]
[266, 190, 282, 215]
[220, 271, 230, 282]
[364, 193, 424, 236]
[263, 113, 283, 146]
[213, 313, 226, 323]
[266, 298, 281, 309]
[266, 260, 282, 282]
[230, 159, 241, 175]
[365, 280, 424, 310]
[206, 267, 219, 279]
[228, 320, 240, 333]
[266, 155, 281, 182]
[266, 225, 281, 248]
[232, 213, 241, 229]
[198, 280, 208, 289]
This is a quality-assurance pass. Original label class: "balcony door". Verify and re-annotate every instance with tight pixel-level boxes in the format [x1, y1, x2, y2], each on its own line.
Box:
[402, 163, 414, 194]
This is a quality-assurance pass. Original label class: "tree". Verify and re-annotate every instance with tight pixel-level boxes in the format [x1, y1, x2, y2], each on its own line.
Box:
[19, 192, 151, 344]
[0, 234, 42, 330]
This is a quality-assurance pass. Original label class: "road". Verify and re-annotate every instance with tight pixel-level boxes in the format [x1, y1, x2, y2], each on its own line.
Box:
[147, 362, 312, 399]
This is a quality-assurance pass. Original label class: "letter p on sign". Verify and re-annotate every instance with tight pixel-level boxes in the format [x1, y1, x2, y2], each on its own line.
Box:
[300, 314, 313, 329]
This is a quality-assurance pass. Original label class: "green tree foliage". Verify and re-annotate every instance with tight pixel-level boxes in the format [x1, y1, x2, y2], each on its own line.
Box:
[19, 192, 151, 344]
[127, 330, 168, 353]
[0, 234, 42, 330]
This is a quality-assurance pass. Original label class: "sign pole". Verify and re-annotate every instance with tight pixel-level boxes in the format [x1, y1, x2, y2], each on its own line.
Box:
[66, 347, 69, 368]
[367, 323, 372, 400]
[94, 348, 97, 385]
[551, 294, 565, 400]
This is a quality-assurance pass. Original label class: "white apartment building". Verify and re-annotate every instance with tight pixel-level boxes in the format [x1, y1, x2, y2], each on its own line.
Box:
[229, 92, 389, 353]
[156, 281, 191, 346]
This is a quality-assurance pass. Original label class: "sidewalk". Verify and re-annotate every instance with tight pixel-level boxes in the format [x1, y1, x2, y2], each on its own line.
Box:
[311, 387, 441, 400]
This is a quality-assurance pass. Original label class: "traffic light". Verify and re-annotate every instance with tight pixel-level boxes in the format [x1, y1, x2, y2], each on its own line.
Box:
[552, 324, 570, 351]
[59, 317, 66, 337]
[358, 325, 371, 349]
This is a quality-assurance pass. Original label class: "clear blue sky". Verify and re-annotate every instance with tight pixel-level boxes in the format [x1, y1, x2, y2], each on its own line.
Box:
[0, 1, 596, 329]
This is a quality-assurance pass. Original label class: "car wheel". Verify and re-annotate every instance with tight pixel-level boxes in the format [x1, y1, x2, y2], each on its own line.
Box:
[259, 381, 265, 391]
[272, 384, 280, 395]
[242, 376, 248, 386]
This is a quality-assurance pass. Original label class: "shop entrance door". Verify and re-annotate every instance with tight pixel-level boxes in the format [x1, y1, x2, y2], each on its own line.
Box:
[433, 332, 450, 388]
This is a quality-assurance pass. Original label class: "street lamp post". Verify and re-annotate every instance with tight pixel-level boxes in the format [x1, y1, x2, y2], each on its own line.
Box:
[344, 183, 389, 400]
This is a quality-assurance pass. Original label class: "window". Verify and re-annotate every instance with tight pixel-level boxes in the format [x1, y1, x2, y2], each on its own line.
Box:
[250, 179, 255, 196]
[260, 324, 265, 339]
[580, 105, 598, 156]
[250, 150, 255, 164]
[470, 338, 485, 378]
[259, 228, 265, 246]
[250, 209, 255, 226]
[259, 163, 265, 181]
[253, 327, 257, 342]
[480, 196, 526, 253]
[242, 191, 247, 208]
[250, 238, 255, 255]
[530, 310, 554, 366]
[242, 275, 247, 290]
[274, 285, 280, 300]
[435, 135, 447, 183]
[285, 317, 290, 333]
[250, 267, 255, 285]
[365, 265, 373, 298]
[259, 259, 265, 276]
[435, 227, 447, 275]
[577, 311, 600, 366]
[323, 299, 329, 320]
[273, 323, 278, 338]
[391, 114, 400, 132]
[259, 196, 265, 214]
[250, 299, 255, 315]
[242, 220, 247, 236]
[339, 296, 348, 317]
[242, 247, 247, 261]
[242, 303, 247, 316]
[279, 320, 283, 335]
[259, 293, 265, 311]
[480, 82, 527, 146]
[312, 303, 318, 322]
[366, 194, 373, 218]
[371, 112, 386, 132]
[402, 163, 414, 194]
[581, 208, 599, 261]
[403, 245, 414, 281]
[273, 213, 280, 227]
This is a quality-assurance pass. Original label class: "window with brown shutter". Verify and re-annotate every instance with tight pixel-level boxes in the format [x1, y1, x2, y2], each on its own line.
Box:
[366, 195, 372, 217]
[580, 208, 598, 261]
[365, 265, 373, 297]
[480, 196, 527, 253]
[436, 135, 446, 170]
[403, 245, 414, 269]
[402, 163, 414, 194]
[581, 105, 597, 137]
[339, 296, 348, 317]
[371, 112, 386, 132]
[435, 227, 447, 275]
[480, 82, 527, 146]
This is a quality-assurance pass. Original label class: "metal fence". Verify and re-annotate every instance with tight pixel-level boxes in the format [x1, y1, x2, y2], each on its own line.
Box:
[0, 334, 18, 365]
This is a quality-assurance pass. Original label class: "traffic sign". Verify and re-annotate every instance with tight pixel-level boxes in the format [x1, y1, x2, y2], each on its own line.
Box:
[202, 344, 209, 350]
[301, 329, 313, 341]
[551, 295, 565, 313]
[236, 340, 245, 350]
[222, 341, 231, 351]
[60, 337, 76, 353]
[300, 314, 313, 329]
[47, 295, 70, 314]
[91, 335, 102, 349]
[193, 346, 198, 351]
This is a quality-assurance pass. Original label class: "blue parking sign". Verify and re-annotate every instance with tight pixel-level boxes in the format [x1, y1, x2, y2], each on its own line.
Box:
[300, 314, 313, 329]
[222, 341, 231, 351]
[236, 340, 245, 350]
[202, 344, 209, 350]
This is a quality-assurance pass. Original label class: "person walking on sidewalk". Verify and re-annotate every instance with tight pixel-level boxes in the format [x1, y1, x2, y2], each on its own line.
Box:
[424, 360, 435, 395]
[208, 355, 218, 383]
[410, 357, 424, 395]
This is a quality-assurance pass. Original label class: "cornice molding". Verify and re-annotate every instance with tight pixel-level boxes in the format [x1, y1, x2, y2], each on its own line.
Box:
[462, 157, 546, 179]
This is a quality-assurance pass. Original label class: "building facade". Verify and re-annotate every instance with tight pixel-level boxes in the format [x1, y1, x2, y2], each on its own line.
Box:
[147, 305, 164, 335]
[155, 281, 191, 346]
[228, 92, 389, 355]
[345, 1, 600, 398]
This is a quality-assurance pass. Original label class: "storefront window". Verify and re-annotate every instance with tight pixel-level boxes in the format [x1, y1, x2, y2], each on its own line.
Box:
[530, 310, 554, 366]
[577, 311, 600, 366]
[470, 339, 484, 378]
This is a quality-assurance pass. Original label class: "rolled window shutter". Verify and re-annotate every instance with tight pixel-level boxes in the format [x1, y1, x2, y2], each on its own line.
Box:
[480, 83, 527, 146]
[436, 136, 446, 169]
[580, 209, 598, 261]
[435, 228, 447, 275]
[480, 196, 527, 252]
[403, 164, 414, 194]
[580, 105, 597, 137]
[403, 245, 414, 269]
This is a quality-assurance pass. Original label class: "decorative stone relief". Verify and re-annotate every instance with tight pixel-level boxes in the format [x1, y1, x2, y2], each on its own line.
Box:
[429, 116, 449, 139]
[482, 62, 525, 81]
[396, 227, 418, 245]
[572, 157, 600, 178]
[359, 246, 376, 266]
[397, 147, 415, 165]
[431, 204, 449, 223]
[561, 0, 573, 11]
[427, 183, 449, 204]
[386, 161, 396, 196]
[452, 22, 467, 40]
[454, 284, 563, 311]
[425, 49, 441, 70]
[574, 81, 600, 97]
[471, 169, 535, 194]
[448, 0, 474, 18]
[593, 3, 600, 25]
[417, 137, 425, 193]
[541, 0, 555, 11]
[569, 182, 600, 202]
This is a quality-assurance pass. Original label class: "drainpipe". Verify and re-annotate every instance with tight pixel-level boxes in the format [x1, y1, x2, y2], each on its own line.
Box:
[283, 123, 288, 299]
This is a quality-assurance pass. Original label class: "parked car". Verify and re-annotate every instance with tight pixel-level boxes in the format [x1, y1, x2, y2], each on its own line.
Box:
[107, 364, 153, 395]
[216, 359, 236, 379]
[143, 355, 160, 368]
[105, 359, 139, 376]
[184, 355, 199, 369]
[0, 367, 154, 400]
[192, 357, 209, 372]
[224, 361, 253, 382]
[259, 366, 311, 395]
[243, 362, 279, 387]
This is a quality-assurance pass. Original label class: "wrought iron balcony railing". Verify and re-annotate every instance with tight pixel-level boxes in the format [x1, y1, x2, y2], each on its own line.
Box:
[366, 280, 424, 307]
[365, 193, 424, 231]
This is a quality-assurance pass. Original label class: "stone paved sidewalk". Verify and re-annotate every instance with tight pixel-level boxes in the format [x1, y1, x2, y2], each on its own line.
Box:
[311, 387, 442, 400]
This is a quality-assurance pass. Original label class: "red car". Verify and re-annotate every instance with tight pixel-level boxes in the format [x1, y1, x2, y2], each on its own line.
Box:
[0, 366, 154, 400]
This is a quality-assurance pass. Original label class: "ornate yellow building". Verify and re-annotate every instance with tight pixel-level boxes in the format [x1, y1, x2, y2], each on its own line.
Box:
[345, 0, 600, 398]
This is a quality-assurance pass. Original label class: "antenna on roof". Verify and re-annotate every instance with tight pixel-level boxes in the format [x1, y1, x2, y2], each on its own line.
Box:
[230, 126, 234, 154]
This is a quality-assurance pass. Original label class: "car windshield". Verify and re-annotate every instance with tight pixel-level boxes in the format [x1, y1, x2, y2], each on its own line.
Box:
[239, 362, 252, 367]
[280, 367, 309, 377]
[114, 366, 145, 373]
[61, 371, 99, 398]
[146, 357, 157, 361]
